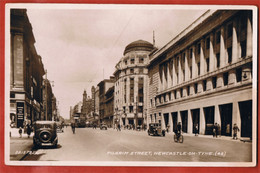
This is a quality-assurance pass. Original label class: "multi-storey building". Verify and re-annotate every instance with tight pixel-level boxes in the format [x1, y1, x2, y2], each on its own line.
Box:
[94, 86, 100, 125]
[10, 9, 45, 128]
[114, 40, 155, 129]
[104, 86, 114, 127]
[148, 10, 253, 139]
[98, 77, 115, 124]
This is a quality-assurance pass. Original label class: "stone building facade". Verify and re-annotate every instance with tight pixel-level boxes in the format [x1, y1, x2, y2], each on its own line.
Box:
[148, 10, 253, 138]
[10, 9, 45, 128]
[114, 40, 155, 129]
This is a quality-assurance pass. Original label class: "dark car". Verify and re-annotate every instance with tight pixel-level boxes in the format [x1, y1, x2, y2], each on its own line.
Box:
[147, 123, 166, 136]
[33, 121, 58, 148]
[100, 123, 108, 130]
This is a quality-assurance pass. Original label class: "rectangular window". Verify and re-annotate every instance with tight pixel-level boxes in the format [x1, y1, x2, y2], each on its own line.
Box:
[194, 83, 198, 94]
[190, 66, 192, 79]
[129, 106, 133, 113]
[177, 73, 179, 84]
[130, 78, 134, 102]
[228, 47, 232, 63]
[174, 90, 177, 99]
[216, 31, 221, 44]
[139, 57, 144, 63]
[212, 76, 217, 89]
[187, 86, 190, 96]
[206, 37, 210, 49]
[131, 58, 135, 64]
[223, 72, 229, 86]
[130, 68, 134, 74]
[138, 106, 143, 113]
[197, 62, 200, 75]
[150, 99, 153, 107]
[236, 68, 242, 82]
[125, 60, 127, 65]
[180, 88, 183, 97]
[241, 40, 247, 58]
[197, 43, 201, 55]
[216, 53, 220, 68]
[206, 58, 210, 72]
[203, 80, 207, 91]
[168, 92, 171, 101]
[227, 23, 233, 38]
[183, 70, 185, 81]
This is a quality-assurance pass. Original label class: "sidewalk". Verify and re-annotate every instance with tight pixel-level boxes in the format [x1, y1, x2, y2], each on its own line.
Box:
[9, 128, 34, 161]
[109, 128, 251, 143]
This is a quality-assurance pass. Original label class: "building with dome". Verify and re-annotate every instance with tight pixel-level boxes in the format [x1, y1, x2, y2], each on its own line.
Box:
[114, 40, 156, 129]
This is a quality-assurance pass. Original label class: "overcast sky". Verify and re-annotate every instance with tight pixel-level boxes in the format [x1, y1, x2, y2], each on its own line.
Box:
[25, 5, 207, 119]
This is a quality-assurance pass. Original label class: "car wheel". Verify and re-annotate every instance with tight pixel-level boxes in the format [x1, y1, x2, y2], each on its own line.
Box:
[39, 130, 52, 143]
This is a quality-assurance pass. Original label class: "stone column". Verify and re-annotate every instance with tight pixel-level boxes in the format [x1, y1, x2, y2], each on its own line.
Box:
[220, 26, 226, 68]
[199, 108, 205, 135]
[187, 110, 193, 134]
[169, 112, 173, 133]
[200, 39, 205, 75]
[185, 49, 189, 82]
[246, 13, 253, 57]
[232, 102, 241, 138]
[191, 45, 196, 78]
[172, 58, 177, 86]
[232, 18, 239, 63]
[214, 104, 221, 126]
[178, 56, 182, 84]
[210, 33, 215, 71]
[177, 111, 181, 123]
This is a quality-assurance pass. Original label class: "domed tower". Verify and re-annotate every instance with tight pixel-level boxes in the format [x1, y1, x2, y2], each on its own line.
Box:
[114, 40, 155, 129]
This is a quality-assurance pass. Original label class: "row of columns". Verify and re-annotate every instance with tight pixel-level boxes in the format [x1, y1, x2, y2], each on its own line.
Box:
[158, 14, 252, 93]
[155, 101, 242, 137]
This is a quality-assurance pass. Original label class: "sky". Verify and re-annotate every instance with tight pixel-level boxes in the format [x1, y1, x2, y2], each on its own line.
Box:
[25, 5, 207, 119]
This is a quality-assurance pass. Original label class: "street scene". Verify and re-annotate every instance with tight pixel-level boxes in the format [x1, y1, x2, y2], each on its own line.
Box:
[11, 127, 251, 162]
[6, 4, 256, 166]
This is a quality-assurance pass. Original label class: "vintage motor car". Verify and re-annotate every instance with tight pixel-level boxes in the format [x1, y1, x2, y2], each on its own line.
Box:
[100, 123, 108, 130]
[33, 121, 58, 148]
[147, 123, 166, 136]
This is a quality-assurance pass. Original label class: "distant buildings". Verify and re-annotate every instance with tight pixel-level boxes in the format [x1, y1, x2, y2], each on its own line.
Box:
[10, 9, 57, 128]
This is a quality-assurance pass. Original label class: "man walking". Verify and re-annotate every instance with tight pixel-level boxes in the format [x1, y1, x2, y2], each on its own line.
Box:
[233, 123, 240, 140]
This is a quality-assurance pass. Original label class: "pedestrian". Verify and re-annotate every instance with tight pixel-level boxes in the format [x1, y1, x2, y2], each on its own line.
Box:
[177, 122, 182, 137]
[217, 123, 221, 137]
[225, 123, 230, 136]
[166, 124, 170, 133]
[71, 122, 76, 134]
[117, 124, 121, 131]
[213, 123, 218, 138]
[194, 124, 199, 136]
[233, 123, 240, 140]
[26, 124, 31, 138]
[18, 127, 22, 138]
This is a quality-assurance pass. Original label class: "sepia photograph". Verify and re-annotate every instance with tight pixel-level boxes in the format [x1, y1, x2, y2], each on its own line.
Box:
[4, 4, 257, 167]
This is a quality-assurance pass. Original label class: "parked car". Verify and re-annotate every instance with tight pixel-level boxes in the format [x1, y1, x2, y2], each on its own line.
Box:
[147, 123, 166, 136]
[100, 123, 108, 130]
[33, 121, 58, 148]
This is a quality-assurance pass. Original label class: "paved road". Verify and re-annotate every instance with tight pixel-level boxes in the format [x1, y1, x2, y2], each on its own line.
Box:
[23, 127, 252, 162]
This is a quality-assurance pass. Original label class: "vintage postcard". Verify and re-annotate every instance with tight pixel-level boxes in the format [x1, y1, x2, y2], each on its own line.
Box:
[5, 4, 257, 167]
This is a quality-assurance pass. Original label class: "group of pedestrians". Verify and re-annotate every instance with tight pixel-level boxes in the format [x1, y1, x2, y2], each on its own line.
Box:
[212, 123, 240, 140]
[18, 124, 32, 138]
